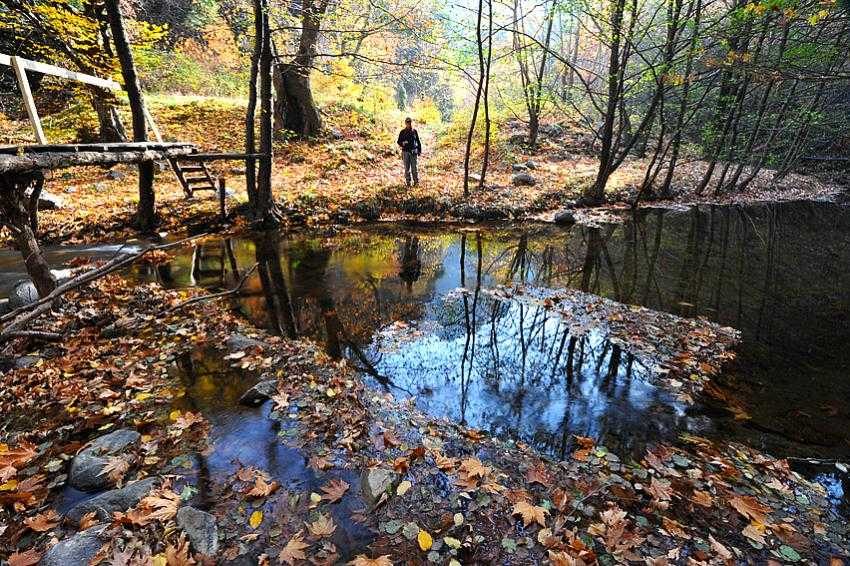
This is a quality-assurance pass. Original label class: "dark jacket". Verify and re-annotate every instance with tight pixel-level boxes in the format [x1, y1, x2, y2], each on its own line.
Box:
[397, 128, 422, 154]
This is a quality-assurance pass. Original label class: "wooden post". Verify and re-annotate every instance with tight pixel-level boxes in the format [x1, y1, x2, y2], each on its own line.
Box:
[11, 56, 47, 145]
[218, 177, 227, 220]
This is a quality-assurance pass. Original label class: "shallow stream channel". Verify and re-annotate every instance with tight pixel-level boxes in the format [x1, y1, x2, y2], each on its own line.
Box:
[3, 200, 850, 520]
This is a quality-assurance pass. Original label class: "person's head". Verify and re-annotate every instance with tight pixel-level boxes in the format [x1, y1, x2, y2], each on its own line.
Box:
[404, 117, 413, 130]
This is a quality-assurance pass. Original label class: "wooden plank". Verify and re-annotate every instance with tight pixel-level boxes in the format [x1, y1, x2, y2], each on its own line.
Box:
[0, 54, 10, 66]
[2, 54, 120, 91]
[179, 152, 266, 161]
[11, 56, 47, 145]
[142, 104, 163, 142]
[0, 141, 196, 155]
[0, 146, 198, 174]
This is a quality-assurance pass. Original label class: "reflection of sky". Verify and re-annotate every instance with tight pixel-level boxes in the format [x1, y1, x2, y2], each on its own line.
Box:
[366, 294, 684, 458]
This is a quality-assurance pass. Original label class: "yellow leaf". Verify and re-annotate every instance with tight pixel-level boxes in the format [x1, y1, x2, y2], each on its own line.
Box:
[417, 529, 433, 551]
[152, 554, 167, 566]
[0, 479, 18, 491]
[396, 480, 412, 496]
[249, 510, 263, 529]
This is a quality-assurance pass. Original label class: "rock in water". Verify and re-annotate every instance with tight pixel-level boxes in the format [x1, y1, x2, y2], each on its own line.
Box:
[68, 429, 140, 492]
[225, 333, 266, 351]
[40, 524, 110, 566]
[511, 173, 537, 187]
[361, 468, 398, 505]
[238, 379, 278, 407]
[65, 478, 157, 525]
[0, 298, 9, 316]
[554, 210, 576, 225]
[176, 506, 219, 556]
[8, 280, 38, 310]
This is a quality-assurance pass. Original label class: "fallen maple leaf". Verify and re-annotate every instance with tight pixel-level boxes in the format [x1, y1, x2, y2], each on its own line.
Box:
[97, 456, 130, 485]
[247, 476, 280, 498]
[320, 478, 350, 503]
[513, 500, 549, 527]
[7, 548, 41, 566]
[459, 457, 490, 479]
[526, 464, 552, 487]
[165, 534, 196, 565]
[279, 532, 309, 564]
[729, 495, 770, 524]
[307, 513, 336, 537]
[349, 555, 393, 566]
[23, 509, 59, 532]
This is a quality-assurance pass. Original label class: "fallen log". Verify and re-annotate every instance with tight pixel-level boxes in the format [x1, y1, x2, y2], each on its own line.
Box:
[0, 145, 197, 175]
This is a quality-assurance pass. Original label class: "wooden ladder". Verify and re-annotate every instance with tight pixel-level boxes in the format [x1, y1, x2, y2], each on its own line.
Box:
[170, 159, 217, 197]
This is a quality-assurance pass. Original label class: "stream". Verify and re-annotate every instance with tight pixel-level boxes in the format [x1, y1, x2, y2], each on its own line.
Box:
[3, 200, 850, 513]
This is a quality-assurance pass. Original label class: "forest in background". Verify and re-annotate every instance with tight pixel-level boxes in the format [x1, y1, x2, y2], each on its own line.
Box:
[1, 0, 849, 207]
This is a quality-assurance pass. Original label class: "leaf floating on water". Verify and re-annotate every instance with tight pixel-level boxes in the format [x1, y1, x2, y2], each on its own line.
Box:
[307, 513, 336, 537]
[320, 478, 350, 503]
[249, 510, 263, 529]
[417, 529, 433, 551]
[512, 500, 548, 527]
[279, 532, 309, 564]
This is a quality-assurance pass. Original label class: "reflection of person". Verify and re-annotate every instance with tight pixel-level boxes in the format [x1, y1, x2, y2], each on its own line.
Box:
[399, 236, 422, 291]
[396, 117, 422, 187]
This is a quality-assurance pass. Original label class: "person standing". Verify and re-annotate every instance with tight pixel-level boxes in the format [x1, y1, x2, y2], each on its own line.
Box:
[397, 117, 422, 187]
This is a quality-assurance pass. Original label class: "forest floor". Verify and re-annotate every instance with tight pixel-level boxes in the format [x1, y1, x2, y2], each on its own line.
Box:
[1, 96, 846, 247]
[1, 98, 849, 564]
[0, 258, 848, 564]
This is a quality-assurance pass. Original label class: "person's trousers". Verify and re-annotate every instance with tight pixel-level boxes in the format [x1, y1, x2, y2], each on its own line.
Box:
[403, 151, 419, 186]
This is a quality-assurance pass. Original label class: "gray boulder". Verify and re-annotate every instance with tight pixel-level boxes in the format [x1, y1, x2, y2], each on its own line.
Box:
[554, 210, 576, 225]
[525, 160, 538, 170]
[65, 477, 157, 525]
[8, 280, 38, 310]
[176, 506, 219, 556]
[37, 192, 64, 210]
[225, 333, 265, 351]
[360, 468, 398, 505]
[511, 163, 528, 172]
[106, 169, 126, 181]
[40, 524, 110, 566]
[68, 429, 140, 492]
[330, 128, 345, 140]
[467, 173, 482, 183]
[0, 298, 9, 316]
[511, 173, 537, 187]
[239, 379, 278, 407]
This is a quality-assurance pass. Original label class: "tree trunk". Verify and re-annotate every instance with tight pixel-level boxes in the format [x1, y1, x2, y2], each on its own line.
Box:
[90, 90, 127, 143]
[0, 172, 56, 297]
[245, 0, 262, 203]
[272, 0, 326, 139]
[104, 0, 157, 232]
[255, 0, 282, 226]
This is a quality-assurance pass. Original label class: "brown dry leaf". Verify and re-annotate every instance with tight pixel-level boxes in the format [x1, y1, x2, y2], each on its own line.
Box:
[709, 534, 733, 560]
[691, 489, 713, 508]
[551, 487, 570, 512]
[435, 454, 456, 472]
[548, 550, 581, 566]
[348, 555, 393, 566]
[166, 534, 197, 565]
[392, 456, 409, 474]
[79, 511, 100, 530]
[279, 532, 309, 565]
[729, 495, 770, 524]
[459, 457, 490, 479]
[7, 548, 41, 566]
[236, 466, 257, 482]
[320, 478, 350, 503]
[648, 477, 673, 504]
[247, 476, 280, 498]
[513, 500, 549, 527]
[97, 456, 130, 485]
[23, 509, 59, 532]
[307, 513, 337, 537]
[742, 521, 767, 545]
[574, 436, 595, 449]
[0, 442, 37, 469]
[526, 464, 552, 487]
[382, 430, 401, 448]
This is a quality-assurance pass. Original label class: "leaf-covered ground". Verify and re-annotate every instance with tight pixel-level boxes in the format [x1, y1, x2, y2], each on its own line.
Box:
[0, 257, 847, 564]
[3, 97, 845, 248]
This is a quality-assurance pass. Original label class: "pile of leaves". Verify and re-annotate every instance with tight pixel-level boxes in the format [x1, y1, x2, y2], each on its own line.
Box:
[485, 285, 741, 404]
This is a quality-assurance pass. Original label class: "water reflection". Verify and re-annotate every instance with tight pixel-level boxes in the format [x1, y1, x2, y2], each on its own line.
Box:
[4, 201, 846, 463]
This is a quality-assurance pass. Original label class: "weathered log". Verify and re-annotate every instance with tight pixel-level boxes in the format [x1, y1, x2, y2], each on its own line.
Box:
[0, 146, 196, 175]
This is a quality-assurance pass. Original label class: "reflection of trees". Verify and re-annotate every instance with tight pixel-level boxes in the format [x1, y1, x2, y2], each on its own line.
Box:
[254, 233, 297, 339]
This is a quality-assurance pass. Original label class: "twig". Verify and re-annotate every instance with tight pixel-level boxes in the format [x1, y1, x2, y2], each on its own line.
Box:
[4, 330, 63, 342]
[0, 234, 208, 340]
[165, 264, 259, 314]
